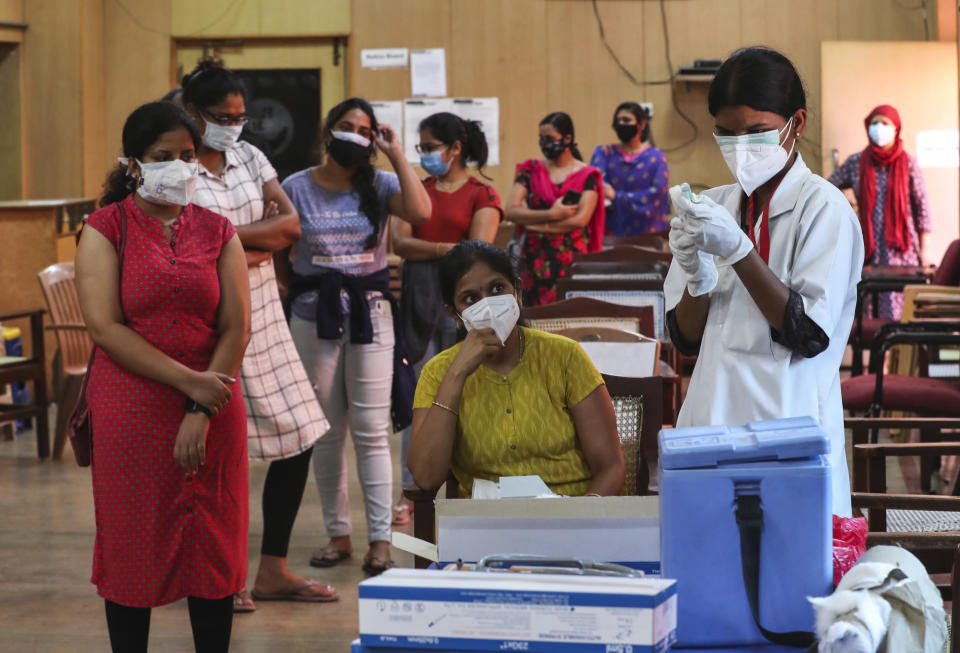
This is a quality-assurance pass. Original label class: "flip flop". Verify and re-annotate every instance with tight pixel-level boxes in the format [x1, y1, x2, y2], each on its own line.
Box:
[309, 545, 352, 568]
[233, 588, 256, 613]
[362, 555, 396, 577]
[250, 580, 339, 603]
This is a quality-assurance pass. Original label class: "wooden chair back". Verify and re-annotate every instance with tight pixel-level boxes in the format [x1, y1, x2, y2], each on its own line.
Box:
[522, 297, 655, 339]
[847, 416, 960, 653]
[603, 234, 668, 251]
[568, 260, 667, 281]
[37, 263, 91, 374]
[575, 245, 672, 265]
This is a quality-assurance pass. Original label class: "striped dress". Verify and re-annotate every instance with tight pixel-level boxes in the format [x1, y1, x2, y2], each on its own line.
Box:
[193, 141, 329, 460]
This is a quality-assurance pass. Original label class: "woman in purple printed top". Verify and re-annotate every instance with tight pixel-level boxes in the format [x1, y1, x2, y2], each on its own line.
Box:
[828, 104, 932, 319]
[590, 102, 670, 236]
[282, 98, 431, 576]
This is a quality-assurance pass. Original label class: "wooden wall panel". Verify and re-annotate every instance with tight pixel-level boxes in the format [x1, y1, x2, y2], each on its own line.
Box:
[21, 0, 82, 199]
[171, 0, 350, 37]
[0, 44, 21, 199]
[80, 0, 106, 198]
[103, 0, 173, 176]
[0, 0, 21, 23]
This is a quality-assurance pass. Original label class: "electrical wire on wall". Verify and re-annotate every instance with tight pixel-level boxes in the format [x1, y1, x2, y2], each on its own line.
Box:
[591, 0, 699, 153]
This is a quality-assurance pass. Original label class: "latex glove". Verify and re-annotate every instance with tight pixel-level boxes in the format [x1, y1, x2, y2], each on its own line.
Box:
[669, 217, 717, 297]
[681, 194, 754, 265]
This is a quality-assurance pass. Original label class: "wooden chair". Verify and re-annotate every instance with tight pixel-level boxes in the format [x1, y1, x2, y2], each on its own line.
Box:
[37, 263, 92, 460]
[574, 245, 672, 265]
[403, 370, 663, 568]
[848, 416, 960, 652]
[602, 234, 668, 251]
[567, 260, 667, 281]
[0, 309, 49, 458]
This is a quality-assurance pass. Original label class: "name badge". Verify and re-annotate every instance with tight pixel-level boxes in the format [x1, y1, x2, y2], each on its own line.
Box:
[311, 252, 375, 266]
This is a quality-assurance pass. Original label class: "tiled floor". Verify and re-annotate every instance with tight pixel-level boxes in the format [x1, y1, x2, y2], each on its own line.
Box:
[0, 413, 414, 652]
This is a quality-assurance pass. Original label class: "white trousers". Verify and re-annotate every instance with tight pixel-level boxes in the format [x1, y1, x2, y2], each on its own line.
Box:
[290, 300, 394, 543]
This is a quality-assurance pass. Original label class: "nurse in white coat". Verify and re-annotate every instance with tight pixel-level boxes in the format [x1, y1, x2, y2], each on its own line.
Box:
[664, 47, 863, 516]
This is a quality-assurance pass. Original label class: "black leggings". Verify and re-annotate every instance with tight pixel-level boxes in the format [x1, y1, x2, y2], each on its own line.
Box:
[261, 446, 314, 558]
[104, 596, 233, 653]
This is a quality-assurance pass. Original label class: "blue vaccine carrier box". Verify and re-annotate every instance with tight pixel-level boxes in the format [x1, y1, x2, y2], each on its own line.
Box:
[659, 416, 833, 647]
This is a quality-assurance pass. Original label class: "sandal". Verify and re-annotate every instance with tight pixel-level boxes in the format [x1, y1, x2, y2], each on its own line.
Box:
[251, 580, 339, 603]
[233, 588, 256, 613]
[362, 555, 396, 577]
[309, 544, 352, 568]
[392, 503, 412, 526]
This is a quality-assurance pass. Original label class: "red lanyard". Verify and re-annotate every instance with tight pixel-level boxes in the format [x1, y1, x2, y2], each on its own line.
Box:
[745, 179, 783, 265]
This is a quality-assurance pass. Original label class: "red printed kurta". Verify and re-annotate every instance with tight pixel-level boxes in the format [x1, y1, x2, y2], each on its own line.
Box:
[86, 195, 248, 607]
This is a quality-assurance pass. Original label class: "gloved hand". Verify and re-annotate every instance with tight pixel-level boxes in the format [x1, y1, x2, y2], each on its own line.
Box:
[680, 193, 754, 265]
[669, 217, 717, 297]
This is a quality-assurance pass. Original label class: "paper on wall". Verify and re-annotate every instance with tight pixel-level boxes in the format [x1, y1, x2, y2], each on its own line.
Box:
[917, 129, 959, 168]
[361, 48, 408, 69]
[402, 97, 501, 167]
[410, 48, 446, 97]
[369, 101, 403, 134]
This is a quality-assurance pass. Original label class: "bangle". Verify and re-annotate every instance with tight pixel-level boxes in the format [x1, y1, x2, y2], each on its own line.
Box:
[432, 400, 459, 417]
[184, 398, 213, 418]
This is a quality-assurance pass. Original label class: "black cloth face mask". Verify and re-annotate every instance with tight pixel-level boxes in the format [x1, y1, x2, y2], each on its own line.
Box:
[327, 138, 372, 168]
[614, 123, 639, 143]
[539, 137, 568, 160]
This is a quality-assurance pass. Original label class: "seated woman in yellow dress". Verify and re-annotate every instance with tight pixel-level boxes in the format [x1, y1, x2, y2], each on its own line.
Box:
[407, 240, 625, 497]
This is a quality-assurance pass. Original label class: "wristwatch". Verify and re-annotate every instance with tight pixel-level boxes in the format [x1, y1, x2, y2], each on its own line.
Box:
[184, 398, 214, 418]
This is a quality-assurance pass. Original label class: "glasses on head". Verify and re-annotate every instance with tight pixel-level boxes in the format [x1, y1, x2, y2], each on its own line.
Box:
[415, 143, 446, 155]
[202, 111, 248, 127]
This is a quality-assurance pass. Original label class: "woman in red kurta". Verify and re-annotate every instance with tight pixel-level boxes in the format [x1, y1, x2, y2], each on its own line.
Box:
[76, 101, 251, 653]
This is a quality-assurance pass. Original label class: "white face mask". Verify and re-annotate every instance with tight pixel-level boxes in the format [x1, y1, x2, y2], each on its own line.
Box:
[122, 157, 198, 206]
[714, 117, 795, 196]
[868, 122, 896, 148]
[202, 120, 244, 151]
[459, 294, 520, 345]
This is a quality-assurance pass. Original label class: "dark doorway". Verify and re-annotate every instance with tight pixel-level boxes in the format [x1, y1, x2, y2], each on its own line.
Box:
[235, 68, 321, 182]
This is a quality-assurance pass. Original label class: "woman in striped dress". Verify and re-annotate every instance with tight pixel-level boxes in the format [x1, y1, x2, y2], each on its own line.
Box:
[181, 62, 335, 610]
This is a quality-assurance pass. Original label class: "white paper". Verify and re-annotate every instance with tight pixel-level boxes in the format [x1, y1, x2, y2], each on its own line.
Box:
[361, 48, 408, 69]
[916, 129, 959, 168]
[498, 475, 556, 498]
[450, 97, 500, 166]
[410, 48, 446, 97]
[403, 98, 454, 163]
[579, 341, 660, 377]
[390, 532, 438, 562]
[402, 97, 501, 166]
[369, 100, 403, 135]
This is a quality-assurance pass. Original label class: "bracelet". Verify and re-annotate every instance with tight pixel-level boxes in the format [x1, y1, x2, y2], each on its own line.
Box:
[432, 400, 459, 417]
[184, 398, 214, 418]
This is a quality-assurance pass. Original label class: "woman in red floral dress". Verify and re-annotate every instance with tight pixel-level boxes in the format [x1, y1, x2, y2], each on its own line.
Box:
[505, 112, 605, 306]
[75, 101, 250, 653]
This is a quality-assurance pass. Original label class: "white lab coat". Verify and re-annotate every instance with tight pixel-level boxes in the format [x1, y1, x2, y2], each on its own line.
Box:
[664, 154, 864, 516]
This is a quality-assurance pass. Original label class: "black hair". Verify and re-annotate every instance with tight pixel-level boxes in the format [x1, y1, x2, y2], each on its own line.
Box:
[539, 111, 583, 161]
[419, 112, 490, 178]
[439, 240, 521, 307]
[323, 97, 383, 249]
[99, 102, 202, 207]
[181, 61, 247, 111]
[161, 88, 184, 105]
[708, 47, 806, 119]
[613, 102, 654, 146]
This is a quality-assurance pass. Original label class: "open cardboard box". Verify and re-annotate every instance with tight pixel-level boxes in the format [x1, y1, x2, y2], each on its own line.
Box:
[393, 495, 661, 574]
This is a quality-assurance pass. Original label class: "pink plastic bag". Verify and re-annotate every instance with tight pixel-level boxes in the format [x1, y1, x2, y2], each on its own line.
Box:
[832, 514, 868, 585]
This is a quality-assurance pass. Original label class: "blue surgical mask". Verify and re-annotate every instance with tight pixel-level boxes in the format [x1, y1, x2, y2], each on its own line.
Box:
[420, 150, 451, 176]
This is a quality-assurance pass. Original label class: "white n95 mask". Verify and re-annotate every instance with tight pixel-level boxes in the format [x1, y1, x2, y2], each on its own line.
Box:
[123, 158, 198, 206]
[459, 294, 520, 345]
[868, 122, 896, 148]
[714, 117, 794, 196]
[202, 120, 244, 151]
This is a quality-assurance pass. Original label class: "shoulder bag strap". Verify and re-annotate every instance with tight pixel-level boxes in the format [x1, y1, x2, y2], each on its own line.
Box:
[735, 494, 817, 649]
